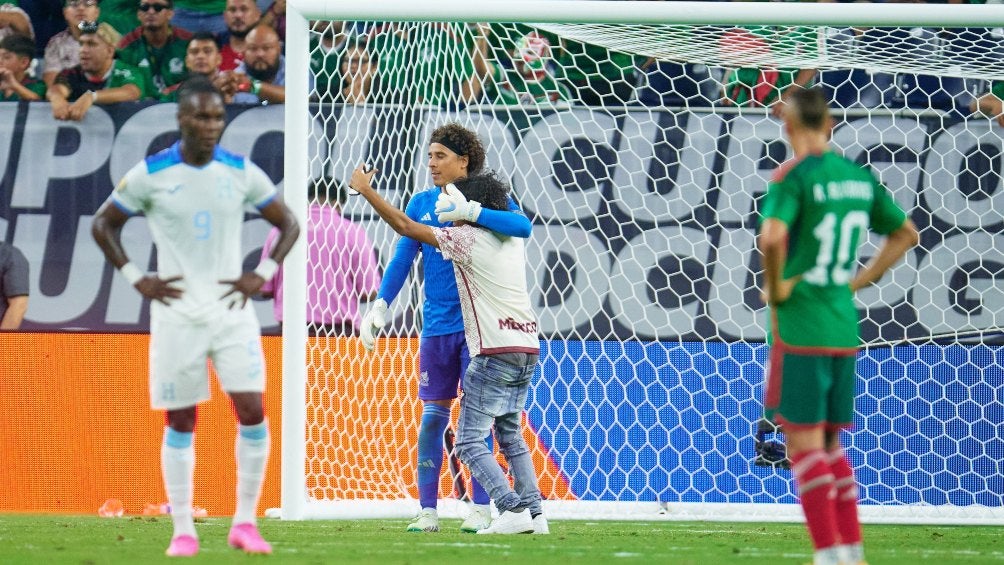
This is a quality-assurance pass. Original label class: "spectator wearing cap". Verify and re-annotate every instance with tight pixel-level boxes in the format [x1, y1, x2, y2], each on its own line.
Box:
[0, 3, 33, 43]
[0, 34, 44, 100]
[117, 0, 193, 96]
[47, 21, 151, 121]
[43, 0, 101, 89]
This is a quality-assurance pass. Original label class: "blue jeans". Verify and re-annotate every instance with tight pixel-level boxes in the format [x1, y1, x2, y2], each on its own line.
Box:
[455, 355, 542, 514]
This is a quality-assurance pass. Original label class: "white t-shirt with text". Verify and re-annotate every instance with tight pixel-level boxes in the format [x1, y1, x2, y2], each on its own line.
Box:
[433, 224, 539, 357]
[111, 142, 276, 323]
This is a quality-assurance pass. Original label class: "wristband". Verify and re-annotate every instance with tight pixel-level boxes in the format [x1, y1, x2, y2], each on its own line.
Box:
[254, 257, 279, 280]
[88, 90, 98, 103]
[119, 262, 144, 285]
[251, 80, 262, 96]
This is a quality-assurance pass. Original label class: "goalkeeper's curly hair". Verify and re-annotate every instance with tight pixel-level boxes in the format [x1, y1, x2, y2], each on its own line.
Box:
[429, 123, 485, 175]
[453, 171, 510, 212]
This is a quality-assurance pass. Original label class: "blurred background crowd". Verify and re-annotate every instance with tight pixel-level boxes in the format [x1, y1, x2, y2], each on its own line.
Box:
[0, 0, 1001, 121]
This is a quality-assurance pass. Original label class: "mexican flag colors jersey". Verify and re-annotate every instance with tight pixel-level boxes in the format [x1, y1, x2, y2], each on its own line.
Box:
[760, 151, 908, 349]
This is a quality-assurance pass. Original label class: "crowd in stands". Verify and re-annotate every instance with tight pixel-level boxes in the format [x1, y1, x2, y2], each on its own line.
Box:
[0, 0, 1001, 121]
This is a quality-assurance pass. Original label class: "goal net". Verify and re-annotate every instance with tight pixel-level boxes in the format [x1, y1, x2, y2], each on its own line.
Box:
[278, 1, 1004, 524]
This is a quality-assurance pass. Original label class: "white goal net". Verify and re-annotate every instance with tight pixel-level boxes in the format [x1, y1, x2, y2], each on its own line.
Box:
[278, 1, 1004, 524]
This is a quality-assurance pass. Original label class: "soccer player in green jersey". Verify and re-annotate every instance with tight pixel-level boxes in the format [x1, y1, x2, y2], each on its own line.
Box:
[758, 87, 918, 565]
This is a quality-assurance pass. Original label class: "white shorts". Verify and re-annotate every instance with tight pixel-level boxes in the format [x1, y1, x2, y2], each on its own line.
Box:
[149, 306, 265, 410]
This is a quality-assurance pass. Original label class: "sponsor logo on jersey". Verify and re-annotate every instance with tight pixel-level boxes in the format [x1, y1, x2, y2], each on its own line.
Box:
[498, 317, 538, 334]
[420, 212, 432, 222]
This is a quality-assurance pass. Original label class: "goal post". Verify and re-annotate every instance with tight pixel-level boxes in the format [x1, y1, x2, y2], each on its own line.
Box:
[279, 0, 1004, 523]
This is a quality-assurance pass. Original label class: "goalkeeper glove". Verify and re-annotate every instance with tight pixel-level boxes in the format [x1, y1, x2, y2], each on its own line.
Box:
[359, 298, 388, 351]
[435, 183, 482, 223]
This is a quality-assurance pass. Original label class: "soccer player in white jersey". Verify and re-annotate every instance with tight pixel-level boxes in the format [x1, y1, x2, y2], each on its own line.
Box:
[91, 75, 300, 557]
[350, 165, 546, 535]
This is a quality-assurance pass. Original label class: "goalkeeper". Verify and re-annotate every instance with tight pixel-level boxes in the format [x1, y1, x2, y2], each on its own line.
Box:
[352, 167, 545, 535]
[758, 87, 918, 565]
[358, 123, 533, 533]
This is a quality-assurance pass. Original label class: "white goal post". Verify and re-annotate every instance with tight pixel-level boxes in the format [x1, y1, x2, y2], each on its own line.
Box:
[279, 0, 1004, 523]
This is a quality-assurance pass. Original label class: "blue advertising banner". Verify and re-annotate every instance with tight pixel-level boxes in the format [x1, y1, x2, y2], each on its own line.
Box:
[529, 341, 1003, 506]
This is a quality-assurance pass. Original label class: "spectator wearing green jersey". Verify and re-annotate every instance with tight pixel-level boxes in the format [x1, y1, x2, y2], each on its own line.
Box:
[718, 24, 817, 117]
[170, 0, 227, 36]
[97, 0, 138, 37]
[758, 88, 918, 565]
[117, 0, 193, 96]
[0, 34, 45, 100]
[308, 20, 351, 102]
[159, 31, 227, 101]
[484, 30, 571, 107]
[366, 21, 482, 106]
[47, 21, 151, 121]
[551, 35, 638, 107]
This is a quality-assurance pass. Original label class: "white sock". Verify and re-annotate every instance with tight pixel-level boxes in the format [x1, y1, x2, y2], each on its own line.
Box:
[813, 546, 841, 565]
[838, 543, 865, 564]
[161, 428, 196, 538]
[233, 420, 270, 526]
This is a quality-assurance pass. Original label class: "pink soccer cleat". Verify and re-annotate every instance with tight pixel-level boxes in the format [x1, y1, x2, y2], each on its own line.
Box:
[165, 534, 199, 557]
[228, 523, 272, 555]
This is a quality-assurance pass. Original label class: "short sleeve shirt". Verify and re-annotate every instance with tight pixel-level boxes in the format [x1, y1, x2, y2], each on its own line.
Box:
[368, 22, 475, 105]
[432, 224, 539, 357]
[56, 60, 152, 101]
[43, 30, 80, 76]
[232, 56, 285, 105]
[490, 65, 571, 105]
[117, 27, 193, 94]
[761, 151, 908, 349]
[110, 142, 277, 323]
[0, 76, 45, 101]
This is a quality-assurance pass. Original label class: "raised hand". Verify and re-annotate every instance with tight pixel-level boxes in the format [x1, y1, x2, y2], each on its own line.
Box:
[435, 182, 481, 223]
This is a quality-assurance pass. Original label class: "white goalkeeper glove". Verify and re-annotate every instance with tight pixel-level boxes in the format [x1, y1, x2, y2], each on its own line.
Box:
[435, 183, 482, 223]
[359, 298, 388, 351]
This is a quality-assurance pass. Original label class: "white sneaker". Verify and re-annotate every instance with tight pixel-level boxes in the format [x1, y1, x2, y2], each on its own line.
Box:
[406, 508, 439, 532]
[532, 514, 549, 534]
[476, 509, 533, 534]
[460, 504, 492, 533]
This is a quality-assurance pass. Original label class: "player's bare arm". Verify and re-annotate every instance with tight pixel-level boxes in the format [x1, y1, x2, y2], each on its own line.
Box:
[349, 164, 439, 248]
[757, 217, 799, 306]
[220, 198, 300, 307]
[849, 219, 919, 293]
[91, 201, 184, 304]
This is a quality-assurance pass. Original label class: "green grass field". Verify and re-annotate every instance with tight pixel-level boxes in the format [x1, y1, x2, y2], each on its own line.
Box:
[0, 514, 1000, 564]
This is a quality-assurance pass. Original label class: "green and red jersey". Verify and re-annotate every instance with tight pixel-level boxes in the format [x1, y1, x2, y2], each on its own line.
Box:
[760, 150, 908, 350]
[117, 27, 193, 95]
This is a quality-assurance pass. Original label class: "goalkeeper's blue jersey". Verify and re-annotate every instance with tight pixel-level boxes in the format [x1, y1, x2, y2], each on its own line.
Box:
[377, 186, 526, 338]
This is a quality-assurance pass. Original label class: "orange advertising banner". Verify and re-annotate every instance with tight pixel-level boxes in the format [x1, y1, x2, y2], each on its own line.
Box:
[0, 333, 570, 516]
